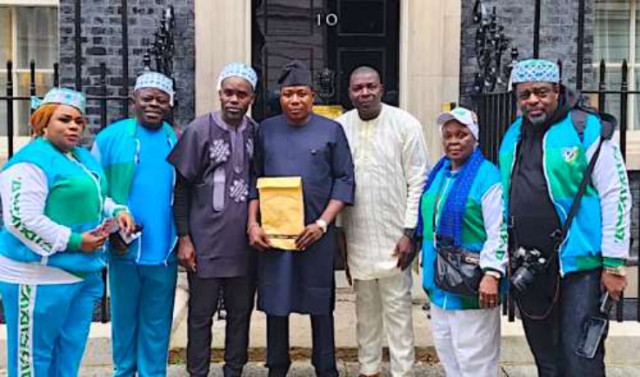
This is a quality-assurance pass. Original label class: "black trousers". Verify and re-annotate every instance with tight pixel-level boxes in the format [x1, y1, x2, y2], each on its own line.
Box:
[266, 314, 339, 377]
[187, 273, 255, 377]
[521, 269, 606, 377]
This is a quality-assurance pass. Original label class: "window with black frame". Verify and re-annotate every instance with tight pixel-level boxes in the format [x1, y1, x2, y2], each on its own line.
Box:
[593, 0, 640, 132]
[0, 4, 58, 159]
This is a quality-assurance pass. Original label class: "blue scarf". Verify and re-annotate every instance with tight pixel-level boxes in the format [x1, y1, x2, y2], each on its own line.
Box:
[417, 148, 485, 246]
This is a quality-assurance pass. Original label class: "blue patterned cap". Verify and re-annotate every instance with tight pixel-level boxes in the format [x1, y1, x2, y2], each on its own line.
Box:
[217, 62, 258, 90]
[510, 59, 560, 85]
[134, 71, 175, 106]
[30, 87, 86, 114]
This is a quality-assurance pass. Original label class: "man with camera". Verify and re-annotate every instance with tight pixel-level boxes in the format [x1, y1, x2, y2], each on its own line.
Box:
[499, 59, 631, 377]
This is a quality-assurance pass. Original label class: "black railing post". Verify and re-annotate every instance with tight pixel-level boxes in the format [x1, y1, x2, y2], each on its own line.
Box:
[617, 291, 624, 322]
[491, 94, 499, 161]
[496, 93, 503, 162]
[6, 61, 14, 158]
[100, 63, 108, 131]
[488, 95, 494, 161]
[29, 61, 36, 115]
[620, 61, 628, 159]
[533, 0, 541, 58]
[99, 62, 109, 323]
[53, 62, 59, 87]
[74, 0, 82, 90]
[576, 0, 586, 91]
[557, 60, 563, 84]
[598, 60, 606, 112]
[121, 0, 130, 118]
[101, 268, 109, 323]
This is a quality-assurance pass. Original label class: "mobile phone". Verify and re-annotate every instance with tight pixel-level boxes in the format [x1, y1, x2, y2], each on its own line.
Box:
[119, 227, 142, 245]
[575, 316, 608, 359]
[599, 292, 613, 315]
[575, 292, 612, 359]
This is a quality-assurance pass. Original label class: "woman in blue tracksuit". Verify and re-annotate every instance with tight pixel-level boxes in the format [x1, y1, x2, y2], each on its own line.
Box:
[0, 88, 133, 377]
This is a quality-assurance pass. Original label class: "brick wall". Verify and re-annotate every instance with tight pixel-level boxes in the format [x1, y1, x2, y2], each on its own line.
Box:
[58, 0, 195, 135]
[459, 0, 595, 106]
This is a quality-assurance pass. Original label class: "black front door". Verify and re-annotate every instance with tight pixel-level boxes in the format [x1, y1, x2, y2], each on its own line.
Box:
[252, 0, 400, 121]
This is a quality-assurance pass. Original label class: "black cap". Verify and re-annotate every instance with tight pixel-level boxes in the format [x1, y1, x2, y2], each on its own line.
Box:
[277, 60, 312, 88]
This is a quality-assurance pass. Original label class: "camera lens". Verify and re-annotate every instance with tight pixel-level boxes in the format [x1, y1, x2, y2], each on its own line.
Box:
[511, 267, 535, 294]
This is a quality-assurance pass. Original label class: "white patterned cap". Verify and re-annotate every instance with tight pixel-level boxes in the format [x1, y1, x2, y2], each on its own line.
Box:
[436, 107, 480, 141]
[31, 87, 86, 114]
[134, 71, 175, 106]
[510, 59, 560, 85]
[217, 62, 258, 90]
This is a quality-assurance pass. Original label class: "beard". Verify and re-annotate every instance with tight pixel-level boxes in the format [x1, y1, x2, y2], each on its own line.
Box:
[527, 112, 548, 125]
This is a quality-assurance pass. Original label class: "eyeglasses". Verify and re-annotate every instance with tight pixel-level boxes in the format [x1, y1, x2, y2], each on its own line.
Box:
[516, 87, 554, 101]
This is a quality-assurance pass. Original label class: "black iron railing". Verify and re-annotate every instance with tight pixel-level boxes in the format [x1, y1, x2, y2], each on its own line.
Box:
[473, 59, 640, 322]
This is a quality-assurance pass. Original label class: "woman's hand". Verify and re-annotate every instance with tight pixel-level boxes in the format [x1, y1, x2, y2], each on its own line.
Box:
[116, 211, 135, 235]
[478, 274, 500, 309]
[80, 232, 108, 253]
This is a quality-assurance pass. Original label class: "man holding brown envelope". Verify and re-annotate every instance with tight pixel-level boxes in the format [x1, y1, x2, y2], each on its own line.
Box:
[248, 60, 355, 377]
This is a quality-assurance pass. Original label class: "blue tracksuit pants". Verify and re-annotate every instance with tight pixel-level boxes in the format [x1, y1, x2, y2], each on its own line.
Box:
[109, 260, 177, 377]
[0, 273, 103, 377]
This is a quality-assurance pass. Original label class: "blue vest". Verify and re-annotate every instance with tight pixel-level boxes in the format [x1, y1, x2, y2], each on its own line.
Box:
[0, 138, 108, 275]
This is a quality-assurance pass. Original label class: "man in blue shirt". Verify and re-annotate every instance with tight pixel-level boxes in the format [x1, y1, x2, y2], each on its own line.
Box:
[92, 71, 178, 377]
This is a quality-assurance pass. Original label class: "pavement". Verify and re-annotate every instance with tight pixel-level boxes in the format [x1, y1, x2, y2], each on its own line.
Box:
[168, 271, 434, 353]
[2, 271, 640, 376]
[72, 363, 640, 376]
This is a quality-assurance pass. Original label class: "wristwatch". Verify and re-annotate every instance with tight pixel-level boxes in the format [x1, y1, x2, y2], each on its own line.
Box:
[315, 219, 328, 234]
[403, 228, 416, 240]
[604, 266, 627, 277]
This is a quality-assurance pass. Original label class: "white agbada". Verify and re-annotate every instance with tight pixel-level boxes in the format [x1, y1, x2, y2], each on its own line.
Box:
[337, 103, 429, 377]
[337, 103, 429, 280]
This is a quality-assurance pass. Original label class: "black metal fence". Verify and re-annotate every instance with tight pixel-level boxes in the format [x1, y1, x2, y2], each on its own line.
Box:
[474, 59, 640, 322]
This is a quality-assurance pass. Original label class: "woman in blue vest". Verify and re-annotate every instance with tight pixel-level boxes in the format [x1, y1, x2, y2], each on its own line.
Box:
[418, 107, 507, 377]
[0, 88, 134, 377]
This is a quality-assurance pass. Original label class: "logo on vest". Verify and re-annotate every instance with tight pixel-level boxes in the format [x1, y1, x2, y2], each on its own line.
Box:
[562, 147, 579, 164]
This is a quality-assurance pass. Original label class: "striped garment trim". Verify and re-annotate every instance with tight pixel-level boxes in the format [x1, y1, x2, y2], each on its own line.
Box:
[18, 284, 36, 376]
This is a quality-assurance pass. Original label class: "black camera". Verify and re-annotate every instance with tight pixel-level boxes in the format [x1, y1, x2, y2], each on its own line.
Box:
[510, 247, 547, 294]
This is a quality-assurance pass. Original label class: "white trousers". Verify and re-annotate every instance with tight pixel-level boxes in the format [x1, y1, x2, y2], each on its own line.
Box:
[354, 270, 415, 377]
[430, 305, 501, 377]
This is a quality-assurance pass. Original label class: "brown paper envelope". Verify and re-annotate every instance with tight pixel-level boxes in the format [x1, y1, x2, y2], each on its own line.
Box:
[257, 177, 305, 250]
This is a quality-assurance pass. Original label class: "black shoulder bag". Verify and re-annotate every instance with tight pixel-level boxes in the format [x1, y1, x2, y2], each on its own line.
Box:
[432, 180, 484, 298]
